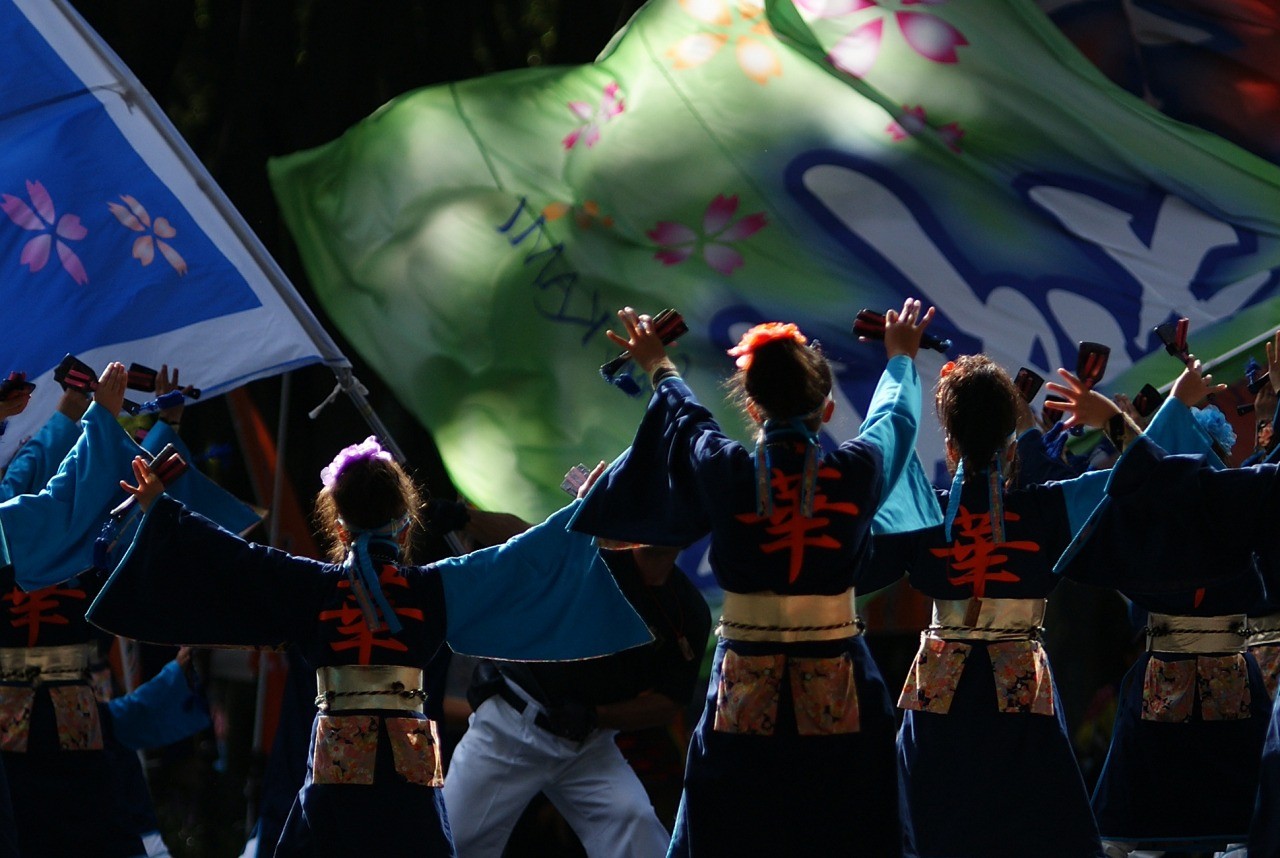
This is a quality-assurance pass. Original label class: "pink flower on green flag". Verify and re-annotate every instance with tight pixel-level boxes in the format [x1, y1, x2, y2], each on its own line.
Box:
[2, 180, 88, 284]
[563, 83, 625, 149]
[648, 194, 767, 275]
[817, 3, 968, 77]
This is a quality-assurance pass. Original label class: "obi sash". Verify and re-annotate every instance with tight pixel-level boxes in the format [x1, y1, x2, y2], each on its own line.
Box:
[1140, 613, 1253, 722]
[311, 665, 441, 789]
[0, 643, 103, 752]
[899, 598, 1053, 716]
[717, 588, 862, 643]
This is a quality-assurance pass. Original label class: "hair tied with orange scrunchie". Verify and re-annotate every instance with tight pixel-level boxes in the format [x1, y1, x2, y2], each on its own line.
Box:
[939, 360, 957, 379]
[727, 322, 808, 370]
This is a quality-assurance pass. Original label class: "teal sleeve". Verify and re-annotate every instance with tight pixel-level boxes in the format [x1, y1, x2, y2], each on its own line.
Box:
[861, 356, 943, 534]
[0, 402, 142, 589]
[107, 658, 210, 750]
[438, 502, 652, 661]
[0, 411, 81, 500]
[1143, 397, 1225, 467]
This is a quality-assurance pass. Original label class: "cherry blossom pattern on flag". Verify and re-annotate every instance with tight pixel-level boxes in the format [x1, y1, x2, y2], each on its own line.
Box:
[563, 83, 626, 150]
[795, 0, 969, 78]
[107, 195, 188, 275]
[886, 104, 965, 153]
[543, 200, 616, 230]
[647, 193, 767, 275]
[1, 180, 89, 284]
[667, 0, 782, 86]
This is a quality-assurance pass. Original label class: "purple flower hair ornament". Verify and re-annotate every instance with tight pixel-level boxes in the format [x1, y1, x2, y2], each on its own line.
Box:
[320, 436, 394, 488]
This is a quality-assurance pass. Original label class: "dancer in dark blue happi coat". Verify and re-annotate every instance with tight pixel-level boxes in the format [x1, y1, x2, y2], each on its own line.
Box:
[572, 301, 942, 857]
[88, 437, 652, 858]
[863, 356, 1129, 858]
[1057, 364, 1278, 854]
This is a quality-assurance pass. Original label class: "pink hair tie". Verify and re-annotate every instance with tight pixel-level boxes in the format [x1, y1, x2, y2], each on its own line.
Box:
[727, 322, 808, 370]
[320, 436, 394, 488]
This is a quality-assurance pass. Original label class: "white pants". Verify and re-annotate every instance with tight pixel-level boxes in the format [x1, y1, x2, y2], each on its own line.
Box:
[443, 694, 669, 858]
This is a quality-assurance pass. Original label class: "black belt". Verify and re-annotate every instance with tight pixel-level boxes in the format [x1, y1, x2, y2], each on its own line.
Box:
[493, 681, 590, 742]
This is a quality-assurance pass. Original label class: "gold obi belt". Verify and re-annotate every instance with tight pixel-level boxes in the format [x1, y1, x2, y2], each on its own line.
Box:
[315, 665, 427, 714]
[1248, 612, 1280, 648]
[1145, 612, 1249, 654]
[927, 598, 1046, 642]
[717, 589, 862, 643]
[0, 643, 95, 684]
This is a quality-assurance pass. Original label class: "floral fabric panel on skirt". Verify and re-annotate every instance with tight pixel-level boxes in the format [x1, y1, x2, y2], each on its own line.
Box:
[714, 651, 783, 735]
[898, 637, 970, 714]
[385, 717, 443, 787]
[1251, 644, 1280, 700]
[989, 640, 1055, 716]
[49, 684, 104, 750]
[1141, 654, 1251, 722]
[312, 714, 379, 785]
[0, 685, 34, 752]
[789, 654, 860, 735]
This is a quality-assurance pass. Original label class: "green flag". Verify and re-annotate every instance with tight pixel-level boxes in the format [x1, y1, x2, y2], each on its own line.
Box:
[271, 0, 1280, 522]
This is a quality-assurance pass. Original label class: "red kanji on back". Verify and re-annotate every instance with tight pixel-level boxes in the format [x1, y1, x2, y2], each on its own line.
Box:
[3, 583, 87, 648]
[319, 566, 424, 664]
[735, 464, 860, 584]
[929, 505, 1039, 598]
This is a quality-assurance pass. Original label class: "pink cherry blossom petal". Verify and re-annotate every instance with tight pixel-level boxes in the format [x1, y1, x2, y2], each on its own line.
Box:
[720, 211, 767, 241]
[795, 0, 875, 17]
[56, 241, 88, 284]
[1, 195, 42, 231]
[133, 235, 155, 265]
[562, 129, 583, 149]
[56, 213, 87, 241]
[938, 122, 965, 152]
[568, 101, 595, 121]
[19, 234, 51, 271]
[896, 11, 968, 63]
[26, 181, 54, 225]
[602, 83, 624, 117]
[702, 194, 740, 234]
[647, 221, 698, 245]
[108, 201, 146, 232]
[157, 240, 188, 275]
[119, 194, 151, 228]
[703, 243, 745, 276]
[582, 126, 602, 148]
[153, 217, 176, 239]
[654, 246, 695, 266]
[828, 18, 884, 77]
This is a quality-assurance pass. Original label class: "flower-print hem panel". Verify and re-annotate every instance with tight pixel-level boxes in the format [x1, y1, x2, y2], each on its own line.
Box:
[0, 686, 34, 752]
[713, 651, 783, 735]
[386, 717, 443, 787]
[1197, 654, 1251, 721]
[313, 714, 378, 785]
[790, 654, 860, 735]
[49, 684, 104, 751]
[898, 637, 970, 714]
[989, 640, 1055, 716]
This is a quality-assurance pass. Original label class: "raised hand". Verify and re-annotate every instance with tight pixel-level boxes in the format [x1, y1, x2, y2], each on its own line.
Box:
[883, 298, 936, 360]
[94, 362, 128, 416]
[1170, 355, 1227, 407]
[1043, 368, 1121, 430]
[156, 364, 184, 426]
[119, 455, 165, 512]
[606, 307, 673, 378]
